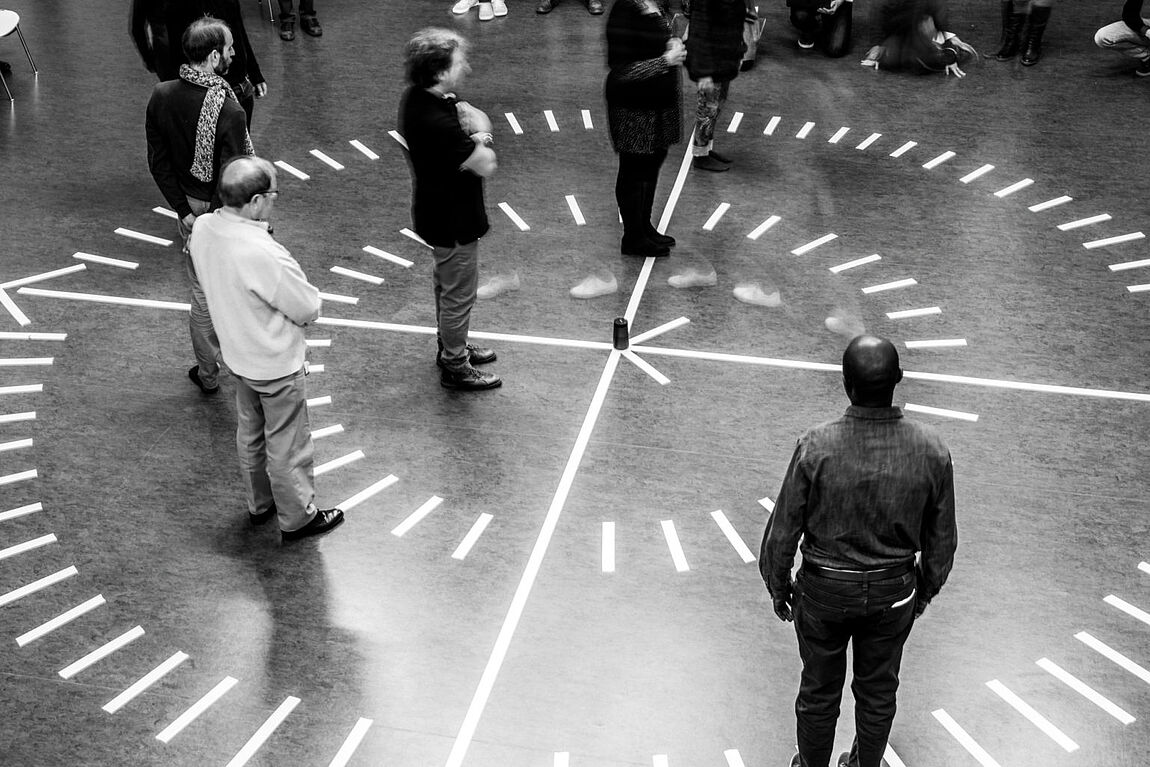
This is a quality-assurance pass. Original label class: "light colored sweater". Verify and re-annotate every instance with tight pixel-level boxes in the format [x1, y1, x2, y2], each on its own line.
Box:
[189, 209, 321, 380]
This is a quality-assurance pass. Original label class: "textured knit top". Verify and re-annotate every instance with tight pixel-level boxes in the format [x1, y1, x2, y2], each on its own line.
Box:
[685, 0, 748, 82]
[605, 0, 683, 154]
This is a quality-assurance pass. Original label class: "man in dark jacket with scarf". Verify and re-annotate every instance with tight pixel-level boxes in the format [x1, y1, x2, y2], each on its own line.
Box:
[685, 0, 748, 171]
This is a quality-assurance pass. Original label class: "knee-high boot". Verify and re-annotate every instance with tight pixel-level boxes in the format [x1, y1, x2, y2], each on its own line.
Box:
[1021, 5, 1051, 66]
[641, 181, 675, 247]
[617, 177, 668, 258]
[995, 1, 1025, 60]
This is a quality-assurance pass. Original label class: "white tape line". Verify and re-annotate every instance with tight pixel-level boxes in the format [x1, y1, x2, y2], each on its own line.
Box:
[544, 110, 559, 132]
[887, 307, 941, 319]
[224, 696, 301, 767]
[327, 718, 374, 767]
[932, 709, 1002, 767]
[0, 437, 33, 452]
[59, 625, 145, 679]
[922, 151, 955, 169]
[985, 680, 1078, 752]
[362, 245, 414, 268]
[400, 228, 433, 248]
[1077, 631, 1150, 684]
[103, 651, 189, 714]
[153, 206, 178, 219]
[505, 112, 523, 134]
[1105, 594, 1150, 626]
[959, 164, 995, 183]
[602, 521, 615, 573]
[1084, 232, 1145, 250]
[0, 288, 31, 326]
[904, 403, 978, 422]
[0, 533, 56, 561]
[306, 339, 331, 347]
[1140, 561, 1150, 575]
[703, 202, 731, 231]
[156, 676, 239, 743]
[555, 753, 571, 767]
[314, 449, 365, 477]
[758, 496, 775, 512]
[862, 278, 917, 294]
[1058, 213, 1110, 231]
[349, 139, 379, 160]
[310, 149, 344, 170]
[1036, 657, 1135, 725]
[905, 339, 967, 349]
[889, 141, 917, 157]
[452, 513, 494, 560]
[828, 127, 849, 144]
[581, 109, 593, 129]
[0, 384, 43, 395]
[727, 111, 744, 133]
[661, 520, 690, 572]
[884, 744, 908, 767]
[0, 469, 37, 485]
[856, 132, 881, 150]
[306, 395, 332, 408]
[723, 749, 746, 767]
[275, 160, 310, 180]
[830, 254, 881, 273]
[710, 510, 755, 563]
[1, 263, 88, 288]
[1029, 196, 1072, 212]
[0, 501, 42, 522]
[796, 121, 815, 139]
[388, 130, 409, 151]
[0, 358, 51, 369]
[1109, 258, 1150, 272]
[995, 178, 1034, 197]
[628, 317, 690, 345]
[337, 474, 399, 512]
[653, 754, 669, 767]
[319, 291, 358, 305]
[311, 424, 344, 440]
[114, 228, 172, 247]
[792, 233, 837, 256]
[0, 332, 65, 340]
[566, 194, 587, 225]
[73, 252, 138, 270]
[747, 216, 781, 240]
[498, 202, 530, 231]
[1127, 284, 1150, 293]
[19, 286, 190, 312]
[330, 266, 384, 286]
[764, 115, 780, 135]
[622, 350, 670, 385]
[17, 595, 105, 648]
[392, 495, 443, 537]
[0, 566, 77, 607]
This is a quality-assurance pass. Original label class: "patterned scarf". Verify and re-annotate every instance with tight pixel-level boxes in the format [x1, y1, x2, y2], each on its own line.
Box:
[179, 64, 255, 183]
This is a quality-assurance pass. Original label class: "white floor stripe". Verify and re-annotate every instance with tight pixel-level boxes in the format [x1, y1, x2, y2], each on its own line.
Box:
[59, 625, 145, 679]
[723, 749, 746, 767]
[309, 149, 344, 170]
[622, 350, 669, 385]
[661, 520, 690, 572]
[19, 287, 190, 312]
[828, 126, 849, 144]
[103, 651, 189, 714]
[653, 755, 669, 767]
[862, 278, 917, 294]
[1, 263, 88, 288]
[307, 364, 324, 373]
[1127, 284, 1150, 293]
[328, 718, 374, 767]
[224, 696, 301, 767]
[555, 752, 571, 767]
[400, 228, 432, 247]
[153, 206, 178, 219]
[628, 317, 690, 345]
[711, 510, 755, 563]
[318, 291, 358, 305]
[0, 384, 43, 395]
[764, 115, 781, 135]
[544, 110, 559, 132]
[505, 112, 523, 134]
[830, 254, 881, 273]
[331, 266, 384, 285]
[889, 141, 917, 157]
[306, 395, 332, 408]
[156, 676, 239, 743]
[0, 468, 37, 485]
[0, 566, 77, 608]
[1104, 594, 1150, 627]
[922, 151, 955, 169]
[306, 339, 331, 347]
[703, 202, 731, 230]
[902, 369, 1150, 402]
[566, 194, 587, 225]
[1076, 631, 1150, 685]
[1036, 657, 1135, 725]
[887, 306, 941, 319]
[602, 521, 615, 573]
[1029, 195, 1072, 212]
[0, 357, 52, 366]
[884, 744, 908, 767]
[388, 130, 409, 151]
[727, 111, 744, 133]
[314, 449, 365, 477]
[0, 533, 56, 561]
[311, 424, 344, 440]
[498, 202, 530, 231]
[349, 139, 379, 160]
[1058, 213, 1110, 231]
[1140, 561, 1150, 575]
[0, 332, 65, 340]
[986, 679, 1078, 752]
[856, 132, 881, 150]
[792, 233, 837, 256]
[363, 245, 414, 268]
[995, 178, 1034, 197]
[0, 437, 34, 452]
[0, 501, 42, 522]
[275, 160, 310, 180]
[73, 252, 137, 270]
[337, 474, 398, 512]
[452, 513, 493, 560]
[635, 345, 840, 373]
[960, 164, 995, 183]
[0, 288, 30, 326]
[796, 121, 815, 139]
[904, 403, 979, 422]
[1085, 232, 1145, 250]
[932, 709, 1002, 767]
[905, 339, 967, 349]
[392, 496, 443, 537]
[581, 109, 593, 129]
[17, 594, 105, 647]
[747, 215, 781, 240]
[1109, 258, 1150, 272]
[317, 316, 613, 351]
[114, 227, 172, 247]
[758, 496, 775, 512]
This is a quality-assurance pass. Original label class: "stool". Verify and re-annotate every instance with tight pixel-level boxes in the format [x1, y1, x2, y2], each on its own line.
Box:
[256, 0, 274, 23]
[0, 9, 36, 102]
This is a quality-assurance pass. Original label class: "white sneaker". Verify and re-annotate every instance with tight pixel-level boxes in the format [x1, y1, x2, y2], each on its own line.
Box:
[477, 271, 520, 299]
[667, 268, 717, 289]
[732, 282, 781, 306]
[824, 315, 866, 337]
[569, 274, 618, 299]
[492, 0, 508, 15]
[478, 1, 495, 20]
[452, 0, 477, 13]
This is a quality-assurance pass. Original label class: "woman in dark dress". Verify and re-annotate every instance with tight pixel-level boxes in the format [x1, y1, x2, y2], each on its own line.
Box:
[605, 0, 685, 258]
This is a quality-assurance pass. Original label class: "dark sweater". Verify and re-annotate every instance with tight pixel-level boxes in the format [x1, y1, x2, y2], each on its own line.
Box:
[685, 0, 747, 82]
[131, 0, 264, 87]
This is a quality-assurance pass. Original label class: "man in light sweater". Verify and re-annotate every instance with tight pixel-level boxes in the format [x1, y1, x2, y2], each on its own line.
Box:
[189, 156, 344, 542]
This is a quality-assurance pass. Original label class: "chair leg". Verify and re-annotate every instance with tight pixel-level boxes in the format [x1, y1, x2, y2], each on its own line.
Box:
[14, 24, 36, 73]
[260, 0, 274, 22]
[0, 69, 12, 101]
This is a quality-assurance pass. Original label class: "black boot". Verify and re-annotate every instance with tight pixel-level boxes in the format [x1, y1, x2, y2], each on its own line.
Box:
[995, 1, 1024, 60]
[1020, 5, 1051, 66]
[617, 178, 669, 258]
[640, 181, 675, 248]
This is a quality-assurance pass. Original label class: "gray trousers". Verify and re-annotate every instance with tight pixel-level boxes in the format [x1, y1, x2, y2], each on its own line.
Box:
[178, 196, 222, 389]
[432, 239, 479, 371]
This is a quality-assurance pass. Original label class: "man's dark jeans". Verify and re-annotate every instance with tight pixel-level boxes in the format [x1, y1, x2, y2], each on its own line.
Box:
[793, 566, 916, 767]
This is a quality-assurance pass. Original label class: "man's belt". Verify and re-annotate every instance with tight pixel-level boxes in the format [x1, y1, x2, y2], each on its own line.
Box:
[802, 560, 913, 582]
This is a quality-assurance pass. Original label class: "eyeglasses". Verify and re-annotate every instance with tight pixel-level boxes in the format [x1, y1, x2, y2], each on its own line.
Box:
[254, 188, 280, 200]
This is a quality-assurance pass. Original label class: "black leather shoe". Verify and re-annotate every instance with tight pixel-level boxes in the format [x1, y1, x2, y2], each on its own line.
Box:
[647, 228, 676, 247]
[536, 0, 557, 13]
[188, 365, 219, 394]
[440, 365, 502, 390]
[708, 149, 733, 164]
[588, 0, 604, 13]
[437, 344, 497, 369]
[301, 16, 322, 36]
[620, 236, 670, 258]
[279, 18, 295, 40]
[282, 507, 344, 542]
[250, 503, 277, 526]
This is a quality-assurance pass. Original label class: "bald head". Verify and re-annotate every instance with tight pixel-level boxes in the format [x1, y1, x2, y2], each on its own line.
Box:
[842, 335, 902, 406]
[218, 156, 276, 208]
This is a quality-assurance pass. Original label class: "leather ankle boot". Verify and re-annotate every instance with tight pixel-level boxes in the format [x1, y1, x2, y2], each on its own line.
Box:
[1021, 6, 1051, 66]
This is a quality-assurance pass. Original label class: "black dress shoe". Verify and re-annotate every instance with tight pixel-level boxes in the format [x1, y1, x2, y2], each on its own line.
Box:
[250, 503, 277, 526]
[620, 236, 670, 258]
[188, 365, 219, 394]
[282, 507, 344, 542]
[300, 15, 323, 36]
[708, 149, 733, 164]
[647, 227, 676, 247]
[437, 344, 497, 369]
[440, 365, 502, 390]
[692, 153, 730, 172]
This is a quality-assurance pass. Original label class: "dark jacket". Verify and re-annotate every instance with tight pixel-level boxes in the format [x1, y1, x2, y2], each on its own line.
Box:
[685, 0, 747, 81]
[132, 0, 264, 87]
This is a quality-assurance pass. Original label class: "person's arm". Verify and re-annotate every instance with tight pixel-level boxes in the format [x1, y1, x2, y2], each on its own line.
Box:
[916, 454, 957, 614]
[266, 251, 322, 326]
[1122, 0, 1148, 36]
[460, 140, 497, 177]
[217, 104, 254, 162]
[759, 440, 810, 621]
[232, 10, 266, 93]
[608, 3, 685, 83]
[145, 95, 193, 218]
